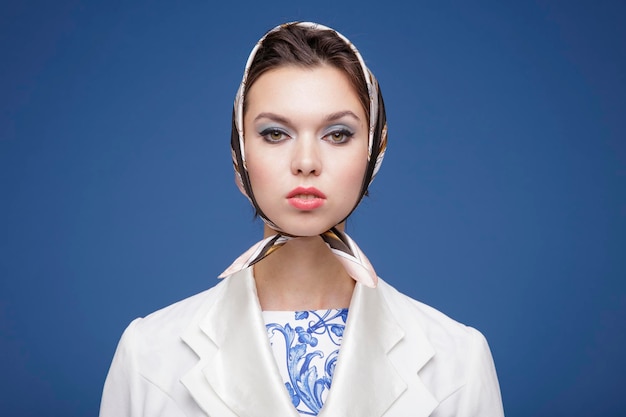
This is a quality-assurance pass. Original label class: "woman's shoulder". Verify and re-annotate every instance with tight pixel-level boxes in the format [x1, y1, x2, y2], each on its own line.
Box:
[122, 278, 229, 343]
[374, 278, 504, 415]
[375, 277, 487, 346]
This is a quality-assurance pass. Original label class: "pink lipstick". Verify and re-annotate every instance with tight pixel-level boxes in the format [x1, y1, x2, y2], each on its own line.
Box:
[287, 187, 326, 210]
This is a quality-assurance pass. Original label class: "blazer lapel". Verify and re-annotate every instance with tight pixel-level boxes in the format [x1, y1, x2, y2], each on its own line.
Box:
[320, 282, 439, 417]
[181, 269, 299, 417]
[180, 271, 439, 417]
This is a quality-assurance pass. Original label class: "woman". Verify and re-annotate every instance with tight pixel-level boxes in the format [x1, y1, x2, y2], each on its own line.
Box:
[100, 22, 504, 417]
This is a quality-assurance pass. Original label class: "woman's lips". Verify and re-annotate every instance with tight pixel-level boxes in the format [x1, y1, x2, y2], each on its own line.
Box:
[287, 187, 326, 210]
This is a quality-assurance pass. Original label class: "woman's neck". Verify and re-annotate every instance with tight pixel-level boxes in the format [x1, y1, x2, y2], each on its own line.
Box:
[253, 227, 355, 311]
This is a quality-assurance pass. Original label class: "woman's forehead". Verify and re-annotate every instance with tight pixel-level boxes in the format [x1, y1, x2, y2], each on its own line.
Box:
[242, 68, 370, 136]
[244, 65, 364, 119]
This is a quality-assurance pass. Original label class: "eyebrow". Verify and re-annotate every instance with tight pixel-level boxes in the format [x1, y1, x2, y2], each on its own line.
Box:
[325, 111, 361, 123]
[253, 110, 361, 124]
[254, 112, 290, 124]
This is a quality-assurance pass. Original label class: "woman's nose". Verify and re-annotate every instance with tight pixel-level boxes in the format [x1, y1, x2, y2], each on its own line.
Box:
[291, 136, 321, 176]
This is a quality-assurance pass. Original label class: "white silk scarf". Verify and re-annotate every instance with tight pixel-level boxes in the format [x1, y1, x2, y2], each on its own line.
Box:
[220, 22, 387, 288]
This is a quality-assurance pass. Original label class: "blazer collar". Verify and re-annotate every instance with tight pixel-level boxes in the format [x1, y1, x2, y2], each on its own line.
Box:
[181, 268, 299, 417]
[181, 269, 438, 417]
[320, 281, 439, 417]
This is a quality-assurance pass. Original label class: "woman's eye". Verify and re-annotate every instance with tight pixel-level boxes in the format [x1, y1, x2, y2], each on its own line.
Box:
[325, 129, 353, 144]
[260, 129, 288, 142]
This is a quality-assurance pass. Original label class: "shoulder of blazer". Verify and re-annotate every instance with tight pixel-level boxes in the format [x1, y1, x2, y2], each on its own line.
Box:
[129, 279, 229, 342]
[116, 278, 230, 389]
[376, 277, 478, 344]
[376, 278, 490, 400]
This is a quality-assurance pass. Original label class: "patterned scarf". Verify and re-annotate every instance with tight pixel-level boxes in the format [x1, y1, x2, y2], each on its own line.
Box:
[219, 22, 388, 288]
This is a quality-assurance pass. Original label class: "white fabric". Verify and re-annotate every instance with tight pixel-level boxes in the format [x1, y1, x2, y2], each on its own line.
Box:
[100, 268, 505, 417]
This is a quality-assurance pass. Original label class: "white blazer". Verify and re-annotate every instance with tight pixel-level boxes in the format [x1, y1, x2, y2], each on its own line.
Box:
[100, 268, 504, 416]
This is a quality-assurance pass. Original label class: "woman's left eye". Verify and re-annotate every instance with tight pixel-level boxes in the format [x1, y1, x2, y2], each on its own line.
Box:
[324, 129, 354, 144]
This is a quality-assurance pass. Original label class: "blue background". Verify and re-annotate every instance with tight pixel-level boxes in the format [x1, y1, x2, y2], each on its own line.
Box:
[1, 1, 624, 415]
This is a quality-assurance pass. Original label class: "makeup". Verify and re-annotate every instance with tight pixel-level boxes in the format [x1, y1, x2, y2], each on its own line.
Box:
[287, 186, 326, 210]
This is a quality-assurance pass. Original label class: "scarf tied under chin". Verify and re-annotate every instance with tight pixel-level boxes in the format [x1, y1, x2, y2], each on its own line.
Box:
[218, 227, 377, 288]
[220, 22, 387, 288]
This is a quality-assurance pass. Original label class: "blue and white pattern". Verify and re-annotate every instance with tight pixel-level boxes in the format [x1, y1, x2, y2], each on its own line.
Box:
[263, 309, 348, 416]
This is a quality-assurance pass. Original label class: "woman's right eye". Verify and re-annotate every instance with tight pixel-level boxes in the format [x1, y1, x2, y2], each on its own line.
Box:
[259, 128, 288, 143]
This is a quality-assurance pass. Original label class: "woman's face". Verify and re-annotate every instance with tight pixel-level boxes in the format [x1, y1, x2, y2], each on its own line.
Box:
[243, 64, 368, 236]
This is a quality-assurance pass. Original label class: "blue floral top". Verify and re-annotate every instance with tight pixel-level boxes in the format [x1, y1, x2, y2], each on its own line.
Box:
[263, 309, 348, 416]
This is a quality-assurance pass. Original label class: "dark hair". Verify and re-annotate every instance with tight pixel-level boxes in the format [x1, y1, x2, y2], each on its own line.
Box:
[242, 23, 370, 122]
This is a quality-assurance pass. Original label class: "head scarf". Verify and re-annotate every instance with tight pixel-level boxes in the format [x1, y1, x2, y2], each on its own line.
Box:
[219, 22, 388, 288]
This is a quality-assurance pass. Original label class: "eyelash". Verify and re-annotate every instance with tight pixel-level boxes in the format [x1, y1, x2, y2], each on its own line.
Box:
[323, 129, 354, 144]
[257, 128, 355, 144]
[259, 128, 290, 143]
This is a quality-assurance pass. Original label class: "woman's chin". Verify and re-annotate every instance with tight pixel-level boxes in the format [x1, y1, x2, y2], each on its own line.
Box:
[266, 220, 339, 238]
